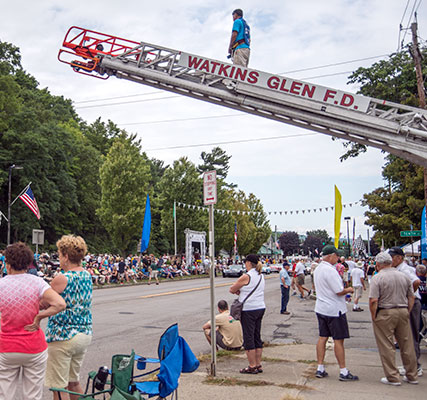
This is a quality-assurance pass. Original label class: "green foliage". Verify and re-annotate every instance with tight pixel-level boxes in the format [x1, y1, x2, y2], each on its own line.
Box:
[198, 147, 232, 179]
[0, 41, 21, 75]
[0, 40, 270, 255]
[97, 136, 151, 255]
[340, 47, 427, 161]
[157, 157, 206, 253]
[362, 155, 424, 247]
[340, 46, 427, 247]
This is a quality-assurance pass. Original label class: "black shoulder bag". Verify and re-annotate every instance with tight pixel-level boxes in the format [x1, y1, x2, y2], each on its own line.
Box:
[230, 275, 262, 320]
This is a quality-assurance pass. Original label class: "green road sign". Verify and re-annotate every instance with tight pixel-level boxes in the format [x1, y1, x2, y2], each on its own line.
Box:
[400, 230, 422, 237]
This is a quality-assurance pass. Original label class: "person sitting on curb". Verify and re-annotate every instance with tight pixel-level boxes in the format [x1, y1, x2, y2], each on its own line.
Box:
[202, 300, 243, 351]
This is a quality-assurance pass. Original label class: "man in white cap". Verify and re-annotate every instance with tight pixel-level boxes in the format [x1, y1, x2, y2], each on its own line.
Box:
[314, 245, 358, 381]
[350, 261, 366, 312]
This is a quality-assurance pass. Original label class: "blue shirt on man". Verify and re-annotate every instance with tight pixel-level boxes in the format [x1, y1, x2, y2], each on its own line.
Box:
[280, 268, 291, 287]
[232, 18, 250, 50]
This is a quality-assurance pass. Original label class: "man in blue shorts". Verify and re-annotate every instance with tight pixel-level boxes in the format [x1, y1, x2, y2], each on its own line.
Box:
[314, 245, 358, 381]
[228, 9, 250, 67]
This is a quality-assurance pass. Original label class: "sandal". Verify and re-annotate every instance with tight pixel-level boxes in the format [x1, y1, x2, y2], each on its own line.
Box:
[240, 366, 258, 374]
[256, 365, 263, 373]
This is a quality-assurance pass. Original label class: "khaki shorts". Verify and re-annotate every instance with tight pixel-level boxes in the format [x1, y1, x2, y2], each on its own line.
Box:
[297, 274, 305, 286]
[150, 270, 158, 278]
[45, 333, 92, 388]
[353, 286, 363, 300]
[233, 48, 250, 67]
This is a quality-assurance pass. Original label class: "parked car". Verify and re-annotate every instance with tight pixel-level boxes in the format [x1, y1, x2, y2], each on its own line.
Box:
[222, 264, 245, 278]
[261, 265, 272, 274]
[269, 264, 281, 273]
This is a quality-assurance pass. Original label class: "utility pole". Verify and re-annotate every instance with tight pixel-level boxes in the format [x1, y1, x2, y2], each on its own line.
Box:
[410, 22, 427, 218]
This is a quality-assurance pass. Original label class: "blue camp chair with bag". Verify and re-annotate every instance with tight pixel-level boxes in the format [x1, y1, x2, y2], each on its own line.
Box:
[132, 323, 199, 399]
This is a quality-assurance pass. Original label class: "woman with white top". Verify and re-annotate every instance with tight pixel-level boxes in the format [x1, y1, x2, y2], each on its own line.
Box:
[230, 254, 265, 374]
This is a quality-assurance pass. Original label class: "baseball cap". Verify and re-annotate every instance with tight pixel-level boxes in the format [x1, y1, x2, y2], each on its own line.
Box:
[388, 246, 404, 256]
[322, 244, 343, 256]
[283, 262, 289, 267]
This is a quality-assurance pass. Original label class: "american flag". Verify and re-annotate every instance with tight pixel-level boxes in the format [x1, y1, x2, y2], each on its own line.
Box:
[234, 222, 238, 255]
[19, 185, 40, 220]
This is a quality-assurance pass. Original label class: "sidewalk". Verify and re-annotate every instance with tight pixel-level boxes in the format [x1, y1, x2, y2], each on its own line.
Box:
[180, 341, 427, 400]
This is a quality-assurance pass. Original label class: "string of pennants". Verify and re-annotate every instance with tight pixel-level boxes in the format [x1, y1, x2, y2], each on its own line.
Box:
[175, 200, 363, 217]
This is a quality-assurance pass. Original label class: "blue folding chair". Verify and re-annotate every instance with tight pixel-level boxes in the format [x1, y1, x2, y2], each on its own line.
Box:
[133, 323, 199, 399]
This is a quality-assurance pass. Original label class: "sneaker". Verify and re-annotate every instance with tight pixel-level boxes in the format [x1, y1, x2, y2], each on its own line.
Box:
[280, 311, 290, 315]
[417, 366, 423, 377]
[380, 377, 401, 386]
[398, 366, 406, 376]
[352, 308, 363, 312]
[316, 370, 328, 378]
[339, 372, 359, 381]
[403, 376, 419, 384]
[308, 290, 312, 297]
[291, 292, 297, 296]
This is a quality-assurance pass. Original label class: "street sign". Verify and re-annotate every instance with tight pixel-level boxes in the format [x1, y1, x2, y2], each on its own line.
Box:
[203, 170, 217, 205]
[32, 229, 44, 245]
[400, 230, 422, 237]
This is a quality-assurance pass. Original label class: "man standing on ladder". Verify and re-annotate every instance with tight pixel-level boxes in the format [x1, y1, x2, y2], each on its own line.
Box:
[228, 9, 250, 67]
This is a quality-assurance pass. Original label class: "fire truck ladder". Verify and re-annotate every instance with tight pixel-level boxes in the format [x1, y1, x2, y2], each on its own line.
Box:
[59, 26, 427, 167]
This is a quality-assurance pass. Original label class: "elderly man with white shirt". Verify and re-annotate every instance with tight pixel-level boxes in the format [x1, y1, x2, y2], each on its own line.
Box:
[314, 245, 358, 382]
[350, 262, 366, 312]
[389, 246, 423, 377]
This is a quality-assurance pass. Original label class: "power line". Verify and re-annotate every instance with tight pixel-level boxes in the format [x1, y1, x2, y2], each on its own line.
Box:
[398, 0, 411, 51]
[401, 0, 419, 45]
[119, 113, 243, 126]
[277, 54, 389, 75]
[75, 95, 177, 109]
[400, 0, 411, 26]
[144, 132, 319, 152]
[74, 90, 161, 104]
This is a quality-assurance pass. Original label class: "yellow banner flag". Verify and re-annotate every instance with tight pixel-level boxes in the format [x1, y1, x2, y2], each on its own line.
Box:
[334, 185, 342, 248]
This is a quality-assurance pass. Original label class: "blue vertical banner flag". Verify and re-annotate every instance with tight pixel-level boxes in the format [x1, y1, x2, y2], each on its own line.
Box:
[421, 206, 427, 260]
[140, 194, 151, 253]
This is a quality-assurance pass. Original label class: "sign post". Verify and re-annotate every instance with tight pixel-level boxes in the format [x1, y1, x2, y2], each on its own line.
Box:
[32, 229, 44, 256]
[203, 170, 217, 377]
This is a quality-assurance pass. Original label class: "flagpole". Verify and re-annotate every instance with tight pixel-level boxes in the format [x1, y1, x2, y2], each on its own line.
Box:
[174, 200, 177, 256]
[10, 182, 31, 207]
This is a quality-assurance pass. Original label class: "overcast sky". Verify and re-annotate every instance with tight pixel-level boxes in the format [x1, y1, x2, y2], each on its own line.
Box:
[1, 0, 426, 240]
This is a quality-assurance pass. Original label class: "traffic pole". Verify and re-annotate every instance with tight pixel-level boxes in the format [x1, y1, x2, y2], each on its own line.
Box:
[209, 203, 216, 376]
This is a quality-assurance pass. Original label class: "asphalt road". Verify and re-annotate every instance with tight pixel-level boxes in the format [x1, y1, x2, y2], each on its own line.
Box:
[37, 273, 376, 399]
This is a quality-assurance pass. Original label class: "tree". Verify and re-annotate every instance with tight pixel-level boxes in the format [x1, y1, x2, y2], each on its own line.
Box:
[339, 48, 427, 161]
[361, 155, 424, 247]
[338, 47, 427, 247]
[198, 147, 232, 180]
[278, 231, 300, 256]
[157, 157, 206, 253]
[97, 136, 151, 254]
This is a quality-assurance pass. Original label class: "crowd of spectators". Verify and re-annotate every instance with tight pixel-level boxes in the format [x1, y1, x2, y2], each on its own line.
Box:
[0, 252, 224, 286]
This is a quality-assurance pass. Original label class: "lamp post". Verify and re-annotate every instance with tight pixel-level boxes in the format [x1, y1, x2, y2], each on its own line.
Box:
[344, 217, 351, 257]
[7, 164, 23, 245]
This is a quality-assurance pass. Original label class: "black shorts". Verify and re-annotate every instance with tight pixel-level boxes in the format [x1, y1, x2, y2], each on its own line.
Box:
[241, 308, 265, 350]
[316, 312, 349, 340]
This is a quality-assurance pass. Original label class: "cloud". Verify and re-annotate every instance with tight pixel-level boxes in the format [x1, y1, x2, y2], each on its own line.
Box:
[1, 0, 422, 238]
